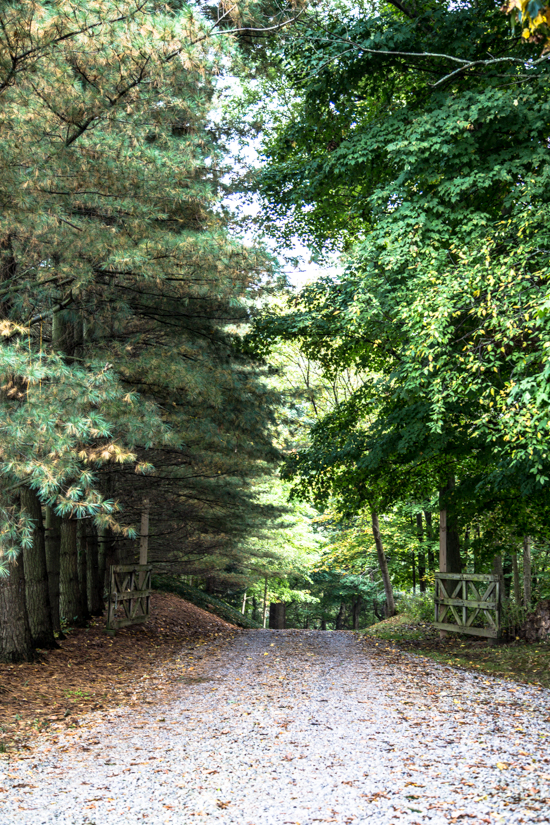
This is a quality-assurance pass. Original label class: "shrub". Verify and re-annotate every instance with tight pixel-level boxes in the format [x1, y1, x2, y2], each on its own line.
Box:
[397, 590, 435, 623]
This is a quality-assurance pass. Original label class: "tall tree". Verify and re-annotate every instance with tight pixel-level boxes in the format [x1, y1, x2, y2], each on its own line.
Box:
[0, 548, 34, 662]
[0, 0, 286, 657]
[250, 0, 550, 565]
[45, 507, 64, 638]
[20, 487, 57, 648]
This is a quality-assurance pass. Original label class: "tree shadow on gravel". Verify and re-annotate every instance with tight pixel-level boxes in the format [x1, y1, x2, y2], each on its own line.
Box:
[0, 592, 239, 753]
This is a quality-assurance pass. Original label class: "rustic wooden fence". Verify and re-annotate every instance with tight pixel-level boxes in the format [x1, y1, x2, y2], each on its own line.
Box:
[106, 564, 152, 632]
[434, 572, 501, 639]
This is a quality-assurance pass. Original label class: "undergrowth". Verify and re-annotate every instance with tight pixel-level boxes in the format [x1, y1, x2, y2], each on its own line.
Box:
[365, 612, 550, 689]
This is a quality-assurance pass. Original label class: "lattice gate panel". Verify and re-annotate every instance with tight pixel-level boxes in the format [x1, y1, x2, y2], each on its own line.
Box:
[106, 564, 152, 631]
[434, 573, 500, 638]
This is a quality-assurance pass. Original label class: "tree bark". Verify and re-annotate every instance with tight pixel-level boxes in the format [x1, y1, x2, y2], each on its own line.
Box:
[262, 575, 268, 628]
[85, 524, 103, 616]
[439, 477, 462, 573]
[45, 506, 64, 638]
[0, 556, 34, 662]
[59, 518, 86, 625]
[77, 520, 88, 612]
[416, 513, 426, 592]
[20, 487, 57, 649]
[139, 499, 150, 565]
[269, 602, 286, 629]
[52, 310, 78, 358]
[321, 617, 327, 630]
[371, 510, 396, 617]
[97, 525, 109, 604]
[424, 510, 435, 570]
[352, 596, 362, 630]
[335, 601, 346, 629]
[523, 536, 532, 609]
[493, 554, 506, 606]
[512, 552, 521, 604]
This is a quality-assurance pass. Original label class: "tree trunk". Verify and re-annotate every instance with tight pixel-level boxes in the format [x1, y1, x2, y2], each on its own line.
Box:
[85, 524, 103, 616]
[321, 618, 327, 630]
[20, 487, 57, 649]
[439, 478, 462, 573]
[463, 527, 471, 571]
[411, 551, 416, 594]
[371, 510, 396, 617]
[77, 521, 88, 611]
[424, 510, 435, 570]
[416, 513, 426, 592]
[53, 311, 78, 358]
[352, 596, 362, 630]
[373, 599, 383, 621]
[262, 575, 268, 628]
[523, 536, 532, 609]
[45, 506, 64, 638]
[241, 591, 247, 615]
[512, 552, 521, 604]
[59, 518, 86, 625]
[97, 525, 108, 604]
[139, 499, 150, 565]
[493, 554, 506, 606]
[0, 556, 34, 662]
[502, 553, 512, 602]
[269, 602, 286, 629]
[335, 602, 346, 629]
[251, 596, 259, 623]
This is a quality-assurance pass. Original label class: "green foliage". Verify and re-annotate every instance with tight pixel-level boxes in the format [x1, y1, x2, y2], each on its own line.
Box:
[397, 591, 434, 623]
[0, 0, 288, 578]
[252, 0, 550, 546]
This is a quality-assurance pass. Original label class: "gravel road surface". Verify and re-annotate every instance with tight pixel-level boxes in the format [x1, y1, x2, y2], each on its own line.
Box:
[2, 630, 549, 824]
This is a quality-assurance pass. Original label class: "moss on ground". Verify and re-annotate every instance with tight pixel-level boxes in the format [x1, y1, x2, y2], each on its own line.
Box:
[363, 614, 550, 689]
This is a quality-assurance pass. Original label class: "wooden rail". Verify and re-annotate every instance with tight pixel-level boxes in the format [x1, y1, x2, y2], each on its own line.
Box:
[434, 572, 500, 639]
[106, 564, 152, 632]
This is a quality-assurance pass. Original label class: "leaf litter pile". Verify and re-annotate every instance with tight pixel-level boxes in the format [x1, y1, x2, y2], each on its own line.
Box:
[0, 592, 238, 752]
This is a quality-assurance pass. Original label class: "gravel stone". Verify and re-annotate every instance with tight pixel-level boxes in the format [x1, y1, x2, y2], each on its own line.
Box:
[2, 630, 549, 824]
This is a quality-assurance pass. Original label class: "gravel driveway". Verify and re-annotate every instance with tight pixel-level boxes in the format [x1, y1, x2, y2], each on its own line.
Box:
[2, 629, 549, 824]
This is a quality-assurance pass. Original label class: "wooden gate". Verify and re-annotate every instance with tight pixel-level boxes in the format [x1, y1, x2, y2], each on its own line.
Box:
[434, 573, 501, 639]
[106, 564, 152, 632]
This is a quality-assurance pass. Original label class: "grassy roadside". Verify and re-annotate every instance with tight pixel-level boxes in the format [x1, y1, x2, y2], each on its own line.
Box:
[362, 613, 550, 689]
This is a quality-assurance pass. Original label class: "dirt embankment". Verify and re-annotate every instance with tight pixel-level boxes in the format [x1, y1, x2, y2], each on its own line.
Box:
[0, 591, 239, 752]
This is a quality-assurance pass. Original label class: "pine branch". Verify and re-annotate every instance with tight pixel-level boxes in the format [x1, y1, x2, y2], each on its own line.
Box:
[0, 2, 151, 96]
[2, 292, 74, 341]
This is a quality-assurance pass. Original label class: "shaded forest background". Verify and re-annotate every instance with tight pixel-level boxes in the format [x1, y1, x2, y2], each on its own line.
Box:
[2, 0, 550, 661]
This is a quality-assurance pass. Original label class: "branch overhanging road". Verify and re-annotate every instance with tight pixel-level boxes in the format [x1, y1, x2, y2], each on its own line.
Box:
[3, 630, 550, 824]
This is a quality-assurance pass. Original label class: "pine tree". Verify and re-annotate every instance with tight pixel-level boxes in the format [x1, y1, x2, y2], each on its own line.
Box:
[0, 0, 283, 658]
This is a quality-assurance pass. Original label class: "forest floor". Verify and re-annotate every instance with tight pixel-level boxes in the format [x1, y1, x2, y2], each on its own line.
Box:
[2, 629, 549, 824]
[0, 592, 239, 753]
[365, 614, 550, 689]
